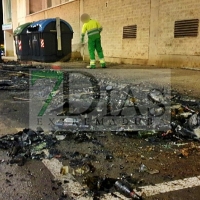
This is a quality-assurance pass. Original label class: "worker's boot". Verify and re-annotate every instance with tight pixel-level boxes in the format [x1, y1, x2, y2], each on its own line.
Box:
[87, 60, 96, 69]
[100, 58, 106, 68]
[86, 65, 96, 69]
[101, 63, 106, 68]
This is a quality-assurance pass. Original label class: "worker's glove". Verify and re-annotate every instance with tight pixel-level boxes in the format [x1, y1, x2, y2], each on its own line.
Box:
[99, 27, 103, 33]
[81, 34, 85, 43]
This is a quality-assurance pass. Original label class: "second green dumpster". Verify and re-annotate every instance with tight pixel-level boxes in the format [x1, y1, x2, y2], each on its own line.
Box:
[14, 22, 32, 61]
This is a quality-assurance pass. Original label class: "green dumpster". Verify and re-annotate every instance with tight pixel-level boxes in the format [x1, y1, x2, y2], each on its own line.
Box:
[14, 22, 32, 61]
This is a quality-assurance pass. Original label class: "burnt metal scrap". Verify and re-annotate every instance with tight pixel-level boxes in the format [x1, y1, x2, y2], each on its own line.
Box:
[0, 128, 57, 166]
[83, 175, 143, 199]
[52, 93, 200, 141]
[169, 93, 200, 140]
[0, 128, 106, 166]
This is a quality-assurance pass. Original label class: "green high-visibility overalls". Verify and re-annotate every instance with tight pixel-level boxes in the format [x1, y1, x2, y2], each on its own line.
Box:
[81, 19, 106, 68]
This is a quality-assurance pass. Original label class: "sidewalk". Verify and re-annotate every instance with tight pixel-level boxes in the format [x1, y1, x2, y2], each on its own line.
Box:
[30, 60, 200, 99]
[2, 58, 200, 98]
[2, 56, 17, 61]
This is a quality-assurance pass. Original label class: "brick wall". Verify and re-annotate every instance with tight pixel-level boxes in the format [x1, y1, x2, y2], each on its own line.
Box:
[5, 0, 200, 67]
[157, 0, 200, 56]
[52, 0, 61, 7]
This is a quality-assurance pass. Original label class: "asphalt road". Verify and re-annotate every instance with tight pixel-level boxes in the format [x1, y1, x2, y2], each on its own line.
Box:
[0, 64, 200, 200]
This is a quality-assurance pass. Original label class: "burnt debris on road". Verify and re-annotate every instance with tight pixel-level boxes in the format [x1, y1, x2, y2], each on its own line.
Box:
[0, 63, 200, 199]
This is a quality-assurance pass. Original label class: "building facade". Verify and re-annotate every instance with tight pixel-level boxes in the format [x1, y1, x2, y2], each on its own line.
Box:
[2, 0, 200, 68]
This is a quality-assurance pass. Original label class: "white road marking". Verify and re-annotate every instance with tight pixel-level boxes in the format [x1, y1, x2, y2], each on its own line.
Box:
[136, 175, 200, 197]
[42, 158, 89, 199]
[42, 158, 129, 199]
[43, 158, 200, 199]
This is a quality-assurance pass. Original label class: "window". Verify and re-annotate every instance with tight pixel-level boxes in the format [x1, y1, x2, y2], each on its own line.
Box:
[123, 25, 137, 39]
[51, 0, 62, 7]
[29, 0, 42, 14]
[174, 19, 199, 38]
[47, 0, 52, 8]
[28, 0, 70, 14]
[4, 0, 12, 22]
[61, 0, 70, 3]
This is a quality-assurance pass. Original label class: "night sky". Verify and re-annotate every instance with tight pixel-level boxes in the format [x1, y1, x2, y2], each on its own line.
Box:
[0, 0, 4, 44]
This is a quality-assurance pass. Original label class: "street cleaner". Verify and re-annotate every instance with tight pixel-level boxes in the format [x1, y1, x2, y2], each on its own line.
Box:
[81, 13, 106, 69]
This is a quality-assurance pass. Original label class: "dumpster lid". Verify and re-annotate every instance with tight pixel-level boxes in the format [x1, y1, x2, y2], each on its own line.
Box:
[14, 22, 32, 35]
[27, 18, 73, 33]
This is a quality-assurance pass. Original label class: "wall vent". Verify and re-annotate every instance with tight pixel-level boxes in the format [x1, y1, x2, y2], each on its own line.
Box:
[174, 19, 199, 38]
[123, 25, 137, 39]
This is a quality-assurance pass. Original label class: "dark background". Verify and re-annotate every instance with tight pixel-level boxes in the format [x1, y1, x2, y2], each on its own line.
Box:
[0, 0, 4, 44]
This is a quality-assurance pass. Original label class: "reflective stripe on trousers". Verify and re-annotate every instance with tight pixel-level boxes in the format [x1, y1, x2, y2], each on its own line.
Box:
[99, 58, 105, 64]
[90, 60, 95, 65]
